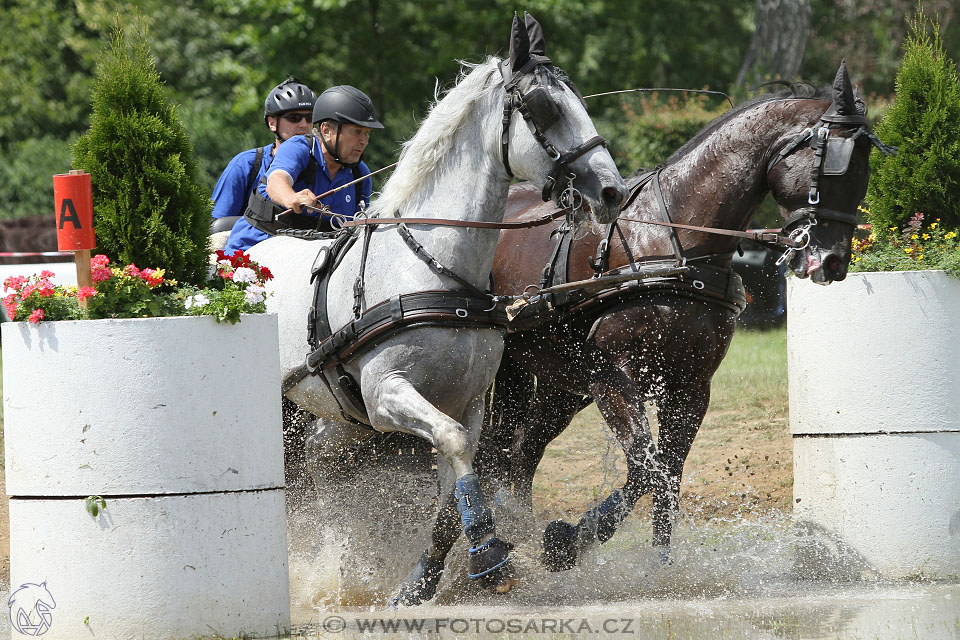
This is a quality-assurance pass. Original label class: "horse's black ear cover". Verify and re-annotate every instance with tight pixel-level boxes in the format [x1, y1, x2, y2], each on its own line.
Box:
[833, 60, 857, 115]
[509, 11, 531, 72]
[524, 12, 546, 56]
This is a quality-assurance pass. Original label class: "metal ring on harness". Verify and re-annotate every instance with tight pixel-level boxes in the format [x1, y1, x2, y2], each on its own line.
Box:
[692, 280, 705, 290]
[456, 308, 468, 318]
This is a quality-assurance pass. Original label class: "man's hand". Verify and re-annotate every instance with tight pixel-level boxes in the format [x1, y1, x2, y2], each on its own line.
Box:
[284, 189, 318, 213]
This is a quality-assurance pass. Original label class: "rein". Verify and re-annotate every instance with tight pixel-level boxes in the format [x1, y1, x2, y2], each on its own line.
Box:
[304, 205, 571, 230]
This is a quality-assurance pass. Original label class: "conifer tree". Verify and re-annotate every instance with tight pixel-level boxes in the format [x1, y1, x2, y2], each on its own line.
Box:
[867, 12, 960, 235]
[72, 20, 210, 286]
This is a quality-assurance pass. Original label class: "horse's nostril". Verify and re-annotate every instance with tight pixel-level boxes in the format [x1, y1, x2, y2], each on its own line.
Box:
[602, 186, 623, 208]
[825, 254, 841, 272]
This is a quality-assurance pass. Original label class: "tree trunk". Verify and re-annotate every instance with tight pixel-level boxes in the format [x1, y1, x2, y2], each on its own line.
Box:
[736, 0, 812, 89]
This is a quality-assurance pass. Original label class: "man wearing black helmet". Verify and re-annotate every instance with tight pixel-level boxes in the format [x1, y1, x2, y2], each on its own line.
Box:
[224, 85, 383, 253]
[210, 77, 316, 237]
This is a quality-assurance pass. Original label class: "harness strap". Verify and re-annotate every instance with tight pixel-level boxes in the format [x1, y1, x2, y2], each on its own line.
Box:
[650, 167, 686, 266]
[396, 224, 495, 301]
[306, 290, 508, 372]
[353, 224, 374, 319]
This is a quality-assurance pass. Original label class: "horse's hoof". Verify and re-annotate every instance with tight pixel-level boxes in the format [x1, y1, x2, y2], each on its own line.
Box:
[467, 537, 512, 589]
[542, 519, 579, 572]
[390, 552, 445, 608]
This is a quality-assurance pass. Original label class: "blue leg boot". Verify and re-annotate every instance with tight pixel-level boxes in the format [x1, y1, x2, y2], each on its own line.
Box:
[543, 491, 626, 572]
[391, 551, 445, 608]
[455, 474, 513, 589]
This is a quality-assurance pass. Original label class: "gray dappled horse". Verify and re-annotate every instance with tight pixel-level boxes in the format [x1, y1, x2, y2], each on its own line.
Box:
[481, 61, 894, 570]
[250, 13, 627, 604]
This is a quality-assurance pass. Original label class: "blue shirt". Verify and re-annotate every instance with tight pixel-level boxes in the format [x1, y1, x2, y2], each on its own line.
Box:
[224, 135, 372, 253]
[211, 144, 274, 219]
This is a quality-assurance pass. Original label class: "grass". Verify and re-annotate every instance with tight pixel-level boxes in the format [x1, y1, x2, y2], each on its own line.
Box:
[532, 326, 791, 520]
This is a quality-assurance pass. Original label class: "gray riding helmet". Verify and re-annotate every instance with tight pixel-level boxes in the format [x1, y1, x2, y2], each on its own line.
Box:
[264, 76, 317, 127]
[312, 85, 384, 129]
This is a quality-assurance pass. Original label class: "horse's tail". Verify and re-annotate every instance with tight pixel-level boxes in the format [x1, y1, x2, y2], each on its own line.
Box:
[477, 354, 536, 486]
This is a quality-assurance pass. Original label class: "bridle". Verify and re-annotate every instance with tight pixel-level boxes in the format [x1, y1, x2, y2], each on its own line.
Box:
[499, 56, 607, 208]
[765, 101, 897, 263]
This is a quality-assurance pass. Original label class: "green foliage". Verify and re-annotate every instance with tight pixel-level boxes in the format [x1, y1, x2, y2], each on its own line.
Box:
[603, 93, 728, 172]
[866, 12, 960, 235]
[0, 136, 76, 220]
[72, 21, 211, 286]
[85, 496, 107, 518]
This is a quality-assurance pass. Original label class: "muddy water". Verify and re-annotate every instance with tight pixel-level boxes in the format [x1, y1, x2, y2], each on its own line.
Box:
[285, 467, 960, 640]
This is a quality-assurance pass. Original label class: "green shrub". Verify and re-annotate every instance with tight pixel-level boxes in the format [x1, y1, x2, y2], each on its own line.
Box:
[601, 92, 727, 172]
[866, 12, 960, 237]
[72, 20, 211, 286]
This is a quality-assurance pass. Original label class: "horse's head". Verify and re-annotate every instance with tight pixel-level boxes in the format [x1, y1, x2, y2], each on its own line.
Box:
[766, 61, 894, 284]
[500, 12, 627, 224]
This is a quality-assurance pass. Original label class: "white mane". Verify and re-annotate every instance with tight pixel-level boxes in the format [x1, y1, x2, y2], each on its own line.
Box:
[368, 57, 503, 217]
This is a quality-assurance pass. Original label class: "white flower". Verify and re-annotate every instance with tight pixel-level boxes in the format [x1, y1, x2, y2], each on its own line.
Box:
[185, 293, 210, 309]
[218, 259, 232, 268]
[232, 267, 257, 284]
[244, 285, 265, 305]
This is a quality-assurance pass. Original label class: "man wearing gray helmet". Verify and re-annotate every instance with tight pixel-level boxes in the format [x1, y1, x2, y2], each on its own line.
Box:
[225, 85, 384, 253]
[210, 77, 316, 234]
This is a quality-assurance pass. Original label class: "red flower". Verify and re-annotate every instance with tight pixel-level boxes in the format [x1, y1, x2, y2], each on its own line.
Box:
[90, 254, 110, 269]
[140, 268, 164, 287]
[21, 283, 37, 298]
[124, 264, 140, 278]
[37, 282, 55, 298]
[40, 270, 55, 278]
[28, 308, 44, 324]
[77, 286, 97, 301]
[92, 267, 112, 283]
[257, 266, 273, 281]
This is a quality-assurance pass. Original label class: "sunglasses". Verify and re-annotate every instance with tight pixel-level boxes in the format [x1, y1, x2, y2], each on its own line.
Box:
[280, 113, 312, 123]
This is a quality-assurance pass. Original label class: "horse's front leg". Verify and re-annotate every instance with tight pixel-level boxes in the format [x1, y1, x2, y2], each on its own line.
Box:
[368, 378, 515, 606]
[651, 383, 710, 551]
[541, 364, 667, 570]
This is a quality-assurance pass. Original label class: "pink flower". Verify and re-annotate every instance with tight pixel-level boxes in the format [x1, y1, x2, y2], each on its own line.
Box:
[37, 281, 55, 298]
[4, 275, 27, 292]
[124, 264, 140, 278]
[77, 286, 97, 301]
[28, 308, 44, 324]
[91, 254, 110, 269]
[40, 270, 55, 278]
[92, 267, 113, 283]
[2, 294, 17, 318]
[21, 284, 37, 298]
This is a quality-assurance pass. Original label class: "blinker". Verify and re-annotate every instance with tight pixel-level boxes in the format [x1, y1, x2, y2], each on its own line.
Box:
[823, 137, 855, 175]
[523, 85, 560, 130]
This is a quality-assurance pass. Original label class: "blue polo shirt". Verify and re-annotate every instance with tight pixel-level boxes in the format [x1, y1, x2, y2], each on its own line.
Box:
[224, 135, 372, 253]
[211, 144, 274, 219]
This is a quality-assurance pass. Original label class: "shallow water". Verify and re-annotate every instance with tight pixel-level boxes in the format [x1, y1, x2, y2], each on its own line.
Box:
[286, 482, 960, 640]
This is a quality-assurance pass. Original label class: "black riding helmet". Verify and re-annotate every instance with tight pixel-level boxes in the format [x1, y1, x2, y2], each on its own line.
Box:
[264, 76, 317, 128]
[312, 85, 383, 167]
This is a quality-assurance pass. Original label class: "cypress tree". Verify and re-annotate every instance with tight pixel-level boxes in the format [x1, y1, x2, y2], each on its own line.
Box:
[866, 12, 960, 235]
[72, 20, 210, 286]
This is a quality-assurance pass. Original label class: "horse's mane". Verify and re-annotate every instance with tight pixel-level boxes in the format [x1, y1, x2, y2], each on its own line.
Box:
[368, 58, 502, 216]
[663, 85, 832, 166]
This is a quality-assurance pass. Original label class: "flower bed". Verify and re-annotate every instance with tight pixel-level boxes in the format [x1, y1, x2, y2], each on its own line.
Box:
[2, 249, 273, 324]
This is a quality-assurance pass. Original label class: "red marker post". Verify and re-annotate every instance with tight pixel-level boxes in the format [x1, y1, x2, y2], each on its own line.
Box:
[53, 170, 96, 308]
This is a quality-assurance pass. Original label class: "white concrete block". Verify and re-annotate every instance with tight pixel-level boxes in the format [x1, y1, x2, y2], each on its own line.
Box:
[2, 315, 284, 495]
[8, 491, 291, 638]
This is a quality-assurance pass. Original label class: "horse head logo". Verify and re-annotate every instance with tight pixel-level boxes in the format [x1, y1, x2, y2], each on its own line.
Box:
[8, 582, 56, 636]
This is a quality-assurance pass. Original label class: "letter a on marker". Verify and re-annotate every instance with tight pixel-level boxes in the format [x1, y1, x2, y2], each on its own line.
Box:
[59, 198, 82, 229]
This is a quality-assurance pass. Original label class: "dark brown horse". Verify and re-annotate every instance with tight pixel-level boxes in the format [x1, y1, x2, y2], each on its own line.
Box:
[478, 62, 894, 570]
